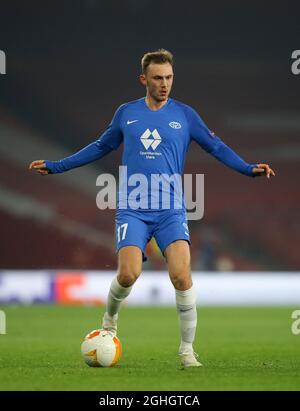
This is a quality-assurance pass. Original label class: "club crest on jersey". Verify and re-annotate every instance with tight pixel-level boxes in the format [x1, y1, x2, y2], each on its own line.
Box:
[169, 121, 181, 129]
[140, 129, 162, 150]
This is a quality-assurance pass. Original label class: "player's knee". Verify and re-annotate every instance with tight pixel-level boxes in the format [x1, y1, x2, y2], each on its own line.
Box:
[171, 276, 192, 291]
[169, 263, 192, 290]
[117, 265, 141, 287]
[169, 258, 190, 279]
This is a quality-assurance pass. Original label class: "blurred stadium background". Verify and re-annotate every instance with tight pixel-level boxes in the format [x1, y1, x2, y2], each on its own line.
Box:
[0, 0, 299, 305]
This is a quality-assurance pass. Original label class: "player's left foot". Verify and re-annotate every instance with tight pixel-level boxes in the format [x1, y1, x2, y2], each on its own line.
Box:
[102, 312, 118, 336]
[179, 351, 203, 368]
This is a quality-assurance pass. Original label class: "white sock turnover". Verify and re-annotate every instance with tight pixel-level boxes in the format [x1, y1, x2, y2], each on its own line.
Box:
[106, 276, 133, 317]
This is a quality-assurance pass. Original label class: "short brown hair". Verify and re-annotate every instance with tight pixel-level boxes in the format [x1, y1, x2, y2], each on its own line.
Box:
[141, 49, 174, 74]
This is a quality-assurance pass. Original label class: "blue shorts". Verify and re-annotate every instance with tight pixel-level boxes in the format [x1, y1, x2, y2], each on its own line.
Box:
[115, 209, 190, 262]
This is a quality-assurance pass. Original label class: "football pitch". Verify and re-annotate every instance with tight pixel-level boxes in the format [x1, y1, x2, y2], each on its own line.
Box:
[0, 305, 299, 391]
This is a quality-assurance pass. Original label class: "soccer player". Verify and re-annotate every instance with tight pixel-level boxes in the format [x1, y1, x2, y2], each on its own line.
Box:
[29, 49, 275, 368]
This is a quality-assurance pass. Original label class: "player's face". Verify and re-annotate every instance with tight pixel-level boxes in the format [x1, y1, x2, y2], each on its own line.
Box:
[140, 63, 174, 102]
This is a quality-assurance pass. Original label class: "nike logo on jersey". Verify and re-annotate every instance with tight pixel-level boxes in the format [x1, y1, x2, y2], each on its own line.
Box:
[127, 120, 139, 125]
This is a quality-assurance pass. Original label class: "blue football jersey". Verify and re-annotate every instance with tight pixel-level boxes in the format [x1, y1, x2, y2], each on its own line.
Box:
[99, 97, 256, 210]
[45, 97, 257, 211]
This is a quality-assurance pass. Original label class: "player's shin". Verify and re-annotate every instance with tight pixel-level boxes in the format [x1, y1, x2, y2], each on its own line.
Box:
[102, 276, 133, 335]
[175, 286, 197, 354]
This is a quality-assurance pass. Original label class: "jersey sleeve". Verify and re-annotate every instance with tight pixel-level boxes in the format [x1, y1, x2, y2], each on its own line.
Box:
[44, 141, 113, 174]
[184, 105, 257, 177]
[98, 103, 125, 150]
[44, 105, 125, 174]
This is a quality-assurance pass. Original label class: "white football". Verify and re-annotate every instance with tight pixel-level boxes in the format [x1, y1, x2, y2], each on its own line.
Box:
[81, 329, 122, 367]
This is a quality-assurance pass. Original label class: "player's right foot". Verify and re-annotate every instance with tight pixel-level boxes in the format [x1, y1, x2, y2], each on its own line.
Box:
[102, 312, 118, 336]
[179, 351, 203, 368]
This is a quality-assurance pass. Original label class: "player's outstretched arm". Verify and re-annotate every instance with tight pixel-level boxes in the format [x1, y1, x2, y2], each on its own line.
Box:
[29, 105, 125, 176]
[184, 105, 276, 179]
[28, 141, 113, 175]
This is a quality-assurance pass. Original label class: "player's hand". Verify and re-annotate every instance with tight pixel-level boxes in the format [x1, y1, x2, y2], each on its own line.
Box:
[252, 163, 275, 179]
[29, 160, 50, 176]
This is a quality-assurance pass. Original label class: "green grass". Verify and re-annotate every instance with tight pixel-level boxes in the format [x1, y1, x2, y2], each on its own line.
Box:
[0, 305, 299, 390]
